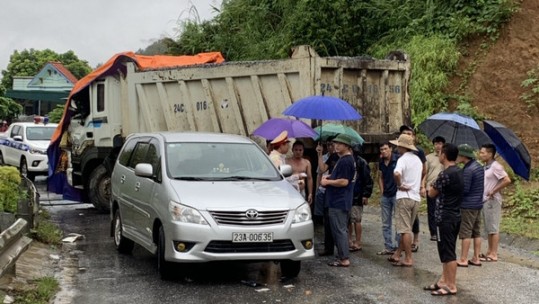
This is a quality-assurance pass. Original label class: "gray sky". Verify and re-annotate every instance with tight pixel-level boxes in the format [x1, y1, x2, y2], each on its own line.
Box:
[0, 0, 220, 74]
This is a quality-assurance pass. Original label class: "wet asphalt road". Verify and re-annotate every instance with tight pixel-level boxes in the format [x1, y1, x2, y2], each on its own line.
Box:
[36, 179, 539, 304]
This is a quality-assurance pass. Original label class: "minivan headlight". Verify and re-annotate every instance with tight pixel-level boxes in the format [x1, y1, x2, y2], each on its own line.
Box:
[169, 201, 208, 225]
[292, 203, 311, 224]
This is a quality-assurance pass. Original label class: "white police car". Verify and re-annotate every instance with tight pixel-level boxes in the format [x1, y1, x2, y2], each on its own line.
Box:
[0, 121, 58, 181]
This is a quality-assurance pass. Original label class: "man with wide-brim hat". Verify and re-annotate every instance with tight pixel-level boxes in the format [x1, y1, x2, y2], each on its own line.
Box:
[387, 133, 422, 267]
[455, 144, 485, 268]
[269, 130, 290, 168]
[320, 133, 356, 267]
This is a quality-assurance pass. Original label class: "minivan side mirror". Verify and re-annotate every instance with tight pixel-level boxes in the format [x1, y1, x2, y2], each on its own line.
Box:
[280, 164, 293, 177]
[134, 163, 153, 178]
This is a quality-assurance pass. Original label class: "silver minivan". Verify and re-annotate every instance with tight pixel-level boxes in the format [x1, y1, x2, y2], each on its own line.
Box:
[110, 132, 314, 280]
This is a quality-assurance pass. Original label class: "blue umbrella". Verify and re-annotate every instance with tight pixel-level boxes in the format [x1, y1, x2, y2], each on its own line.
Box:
[483, 120, 531, 180]
[418, 112, 491, 149]
[252, 118, 317, 140]
[282, 96, 362, 120]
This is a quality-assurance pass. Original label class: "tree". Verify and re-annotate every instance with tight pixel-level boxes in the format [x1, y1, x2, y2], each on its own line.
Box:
[0, 96, 23, 121]
[47, 104, 64, 123]
[1, 49, 92, 90]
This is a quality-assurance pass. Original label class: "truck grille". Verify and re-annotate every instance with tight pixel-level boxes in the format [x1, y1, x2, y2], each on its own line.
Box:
[209, 210, 288, 226]
[204, 240, 295, 253]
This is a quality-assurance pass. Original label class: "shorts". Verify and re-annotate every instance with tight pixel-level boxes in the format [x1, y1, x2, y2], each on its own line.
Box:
[395, 198, 420, 234]
[436, 220, 461, 263]
[349, 205, 363, 224]
[459, 209, 482, 239]
[483, 198, 502, 234]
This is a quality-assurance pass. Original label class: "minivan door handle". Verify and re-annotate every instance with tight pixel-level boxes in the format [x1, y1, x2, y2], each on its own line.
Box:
[120, 175, 125, 184]
[134, 182, 141, 191]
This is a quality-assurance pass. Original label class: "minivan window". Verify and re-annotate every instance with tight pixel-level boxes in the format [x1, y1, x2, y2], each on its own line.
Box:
[166, 142, 280, 180]
[118, 139, 137, 166]
[128, 143, 150, 169]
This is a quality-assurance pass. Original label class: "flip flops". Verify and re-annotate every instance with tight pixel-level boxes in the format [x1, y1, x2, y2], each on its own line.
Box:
[431, 286, 457, 296]
[456, 262, 468, 267]
[468, 259, 482, 266]
[392, 262, 413, 267]
[349, 246, 362, 252]
[423, 283, 441, 291]
[411, 243, 419, 252]
[387, 256, 400, 263]
[328, 260, 350, 267]
[377, 249, 395, 255]
[480, 256, 497, 262]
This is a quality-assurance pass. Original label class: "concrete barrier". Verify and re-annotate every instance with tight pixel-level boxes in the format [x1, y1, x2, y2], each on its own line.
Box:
[0, 219, 32, 278]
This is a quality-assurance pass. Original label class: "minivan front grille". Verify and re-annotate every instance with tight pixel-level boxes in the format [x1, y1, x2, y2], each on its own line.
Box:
[204, 240, 295, 253]
[210, 210, 288, 226]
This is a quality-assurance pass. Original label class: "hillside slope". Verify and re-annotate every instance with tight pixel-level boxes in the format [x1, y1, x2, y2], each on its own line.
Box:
[456, 0, 539, 170]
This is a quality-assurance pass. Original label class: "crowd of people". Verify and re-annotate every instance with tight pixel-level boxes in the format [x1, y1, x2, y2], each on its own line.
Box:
[265, 124, 512, 297]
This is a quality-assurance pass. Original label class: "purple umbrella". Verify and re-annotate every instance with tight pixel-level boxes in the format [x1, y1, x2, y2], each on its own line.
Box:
[252, 118, 317, 140]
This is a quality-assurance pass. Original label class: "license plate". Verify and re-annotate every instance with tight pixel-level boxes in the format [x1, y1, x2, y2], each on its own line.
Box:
[232, 232, 273, 243]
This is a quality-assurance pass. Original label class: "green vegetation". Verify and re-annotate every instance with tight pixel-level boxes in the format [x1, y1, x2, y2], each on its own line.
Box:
[520, 64, 539, 109]
[31, 209, 63, 245]
[166, 0, 517, 127]
[0, 96, 23, 122]
[14, 277, 59, 304]
[0, 167, 24, 213]
[1, 49, 92, 91]
[47, 104, 65, 123]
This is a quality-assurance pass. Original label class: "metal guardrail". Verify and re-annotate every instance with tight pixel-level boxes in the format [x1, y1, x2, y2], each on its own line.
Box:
[0, 219, 32, 277]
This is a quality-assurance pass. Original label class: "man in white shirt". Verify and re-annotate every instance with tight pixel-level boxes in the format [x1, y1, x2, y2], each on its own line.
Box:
[388, 134, 423, 267]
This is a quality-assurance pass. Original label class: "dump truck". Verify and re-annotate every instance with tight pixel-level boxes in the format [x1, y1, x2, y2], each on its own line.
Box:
[49, 45, 411, 211]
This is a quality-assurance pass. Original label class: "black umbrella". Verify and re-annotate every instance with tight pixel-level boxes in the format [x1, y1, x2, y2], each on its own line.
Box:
[418, 112, 491, 149]
[483, 120, 531, 180]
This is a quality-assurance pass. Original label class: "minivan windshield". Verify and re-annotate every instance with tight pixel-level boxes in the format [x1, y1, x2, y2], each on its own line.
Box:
[166, 142, 282, 181]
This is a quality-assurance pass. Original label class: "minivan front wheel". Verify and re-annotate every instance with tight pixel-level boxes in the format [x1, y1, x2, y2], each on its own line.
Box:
[113, 211, 134, 254]
[158, 226, 175, 280]
[280, 260, 301, 278]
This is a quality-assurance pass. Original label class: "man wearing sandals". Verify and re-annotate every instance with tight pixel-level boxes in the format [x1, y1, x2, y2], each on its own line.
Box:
[456, 144, 484, 267]
[426, 143, 463, 296]
[479, 143, 511, 262]
[387, 134, 423, 267]
[377, 142, 399, 255]
[321, 134, 356, 267]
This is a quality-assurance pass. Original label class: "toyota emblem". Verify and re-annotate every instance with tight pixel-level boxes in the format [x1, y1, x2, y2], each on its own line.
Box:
[245, 209, 258, 219]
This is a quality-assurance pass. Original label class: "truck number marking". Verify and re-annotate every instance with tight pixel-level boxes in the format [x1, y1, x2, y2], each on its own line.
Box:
[196, 101, 208, 111]
[174, 104, 185, 113]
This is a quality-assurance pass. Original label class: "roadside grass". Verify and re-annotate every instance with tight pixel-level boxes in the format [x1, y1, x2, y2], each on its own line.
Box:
[13, 277, 59, 304]
[6, 209, 63, 303]
[501, 216, 539, 239]
[30, 209, 63, 246]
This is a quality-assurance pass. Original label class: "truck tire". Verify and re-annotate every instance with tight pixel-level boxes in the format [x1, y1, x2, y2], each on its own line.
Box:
[0, 151, 4, 165]
[88, 164, 111, 213]
[20, 157, 35, 182]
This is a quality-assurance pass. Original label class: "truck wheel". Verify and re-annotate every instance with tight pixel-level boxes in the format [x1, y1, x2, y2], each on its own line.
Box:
[0, 151, 4, 165]
[158, 226, 176, 280]
[20, 157, 35, 181]
[280, 260, 301, 278]
[88, 164, 111, 213]
[113, 210, 134, 254]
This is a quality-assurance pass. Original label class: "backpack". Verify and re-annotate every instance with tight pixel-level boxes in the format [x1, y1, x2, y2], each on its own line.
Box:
[353, 154, 373, 205]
